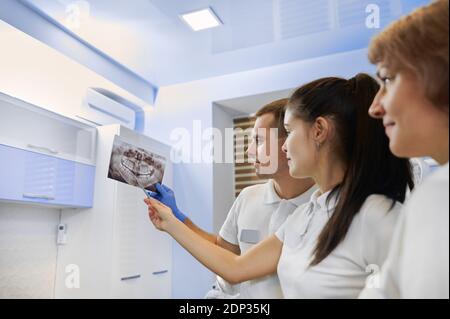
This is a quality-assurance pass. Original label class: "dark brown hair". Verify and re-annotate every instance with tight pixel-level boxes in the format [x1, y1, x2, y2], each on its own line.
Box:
[369, 0, 449, 110]
[286, 73, 414, 266]
[255, 99, 289, 137]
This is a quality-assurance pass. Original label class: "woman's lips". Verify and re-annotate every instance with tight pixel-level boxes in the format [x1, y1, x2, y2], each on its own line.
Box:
[383, 119, 395, 127]
[384, 122, 395, 136]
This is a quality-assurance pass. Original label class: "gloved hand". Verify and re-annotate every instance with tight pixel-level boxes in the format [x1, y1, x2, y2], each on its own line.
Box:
[146, 183, 187, 222]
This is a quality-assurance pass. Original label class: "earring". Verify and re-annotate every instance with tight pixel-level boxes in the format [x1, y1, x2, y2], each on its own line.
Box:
[315, 142, 322, 150]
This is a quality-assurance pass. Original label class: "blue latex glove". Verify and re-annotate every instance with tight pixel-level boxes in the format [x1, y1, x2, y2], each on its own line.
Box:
[146, 183, 187, 222]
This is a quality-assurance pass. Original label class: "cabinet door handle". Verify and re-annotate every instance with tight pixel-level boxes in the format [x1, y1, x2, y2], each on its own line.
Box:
[27, 144, 59, 155]
[121, 274, 141, 281]
[152, 270, 168, 275]
[22, 193, 55, 200]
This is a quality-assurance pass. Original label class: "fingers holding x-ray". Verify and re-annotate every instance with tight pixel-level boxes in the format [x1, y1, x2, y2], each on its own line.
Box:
[144, 197, 172, 231]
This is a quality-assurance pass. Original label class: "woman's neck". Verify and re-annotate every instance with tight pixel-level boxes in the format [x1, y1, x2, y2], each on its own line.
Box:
[272, 174, 315, 200]
[315, 158, 347, 195]
[432, 127, 449, 165]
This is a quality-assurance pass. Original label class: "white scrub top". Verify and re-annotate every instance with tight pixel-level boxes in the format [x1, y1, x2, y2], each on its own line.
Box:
[360, 163, 449, 299]
[218, 180, 317, 299]
[276, 190, 402, 299]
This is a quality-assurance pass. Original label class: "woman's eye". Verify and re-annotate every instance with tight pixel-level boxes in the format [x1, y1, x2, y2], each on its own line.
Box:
[382, 76, 394, 86]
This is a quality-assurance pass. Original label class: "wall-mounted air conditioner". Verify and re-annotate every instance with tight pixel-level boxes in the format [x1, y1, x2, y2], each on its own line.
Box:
[77, 88, 145, 132]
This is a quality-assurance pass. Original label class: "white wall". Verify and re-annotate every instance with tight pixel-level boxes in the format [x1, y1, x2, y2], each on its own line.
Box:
[212, 105, 236, 234]
[0, 0, 155, 104]
[145, 48, 375, 298]
[0, 203, 60, 298]
[0, 20, 149, 123]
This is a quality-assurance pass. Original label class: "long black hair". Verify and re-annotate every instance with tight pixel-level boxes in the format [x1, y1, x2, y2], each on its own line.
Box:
[286, 73, 414, 266]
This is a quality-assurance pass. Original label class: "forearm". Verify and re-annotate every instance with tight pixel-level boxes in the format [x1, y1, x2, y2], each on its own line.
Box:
[184, 218, 218, 245]
[167, 219, 242, 283]
[166, 220, 280, 284]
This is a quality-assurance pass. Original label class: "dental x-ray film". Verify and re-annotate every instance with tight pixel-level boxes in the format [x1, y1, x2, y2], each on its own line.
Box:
[108, 135, 166, 192]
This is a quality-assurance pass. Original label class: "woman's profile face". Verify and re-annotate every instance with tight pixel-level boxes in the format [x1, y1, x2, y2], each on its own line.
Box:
[282, 108, 316, 179]
[369, 65, 448, 159]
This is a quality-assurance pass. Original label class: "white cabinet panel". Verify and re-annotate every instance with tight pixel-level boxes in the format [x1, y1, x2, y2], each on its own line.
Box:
[55, 125, 172, 299]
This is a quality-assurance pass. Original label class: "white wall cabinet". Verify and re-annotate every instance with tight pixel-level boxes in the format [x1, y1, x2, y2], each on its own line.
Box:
[0, 92, 96, 165]
[55, 125, 172, 298]
[0, 92, 96, 208]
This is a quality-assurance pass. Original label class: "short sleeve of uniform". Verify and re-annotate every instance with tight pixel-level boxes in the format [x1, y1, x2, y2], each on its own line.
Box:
[219, 190, 246, 245]
[275, 215, 291, 243]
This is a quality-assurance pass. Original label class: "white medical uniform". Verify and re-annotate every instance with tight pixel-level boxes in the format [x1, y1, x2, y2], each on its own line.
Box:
[360, 163, 449, 299]
[276, 190, 402, 299]
[215, 180, 317, 299]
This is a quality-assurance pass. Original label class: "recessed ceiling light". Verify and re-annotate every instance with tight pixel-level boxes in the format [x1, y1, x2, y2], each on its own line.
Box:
[180, 8, 222, 32]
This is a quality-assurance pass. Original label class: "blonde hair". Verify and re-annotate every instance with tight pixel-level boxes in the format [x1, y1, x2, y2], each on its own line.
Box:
[369, 0, 449, 110]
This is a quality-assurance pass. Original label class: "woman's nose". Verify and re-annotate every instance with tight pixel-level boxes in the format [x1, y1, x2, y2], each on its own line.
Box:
[281, 140, 287, 153]
[369, 91, 386, 119]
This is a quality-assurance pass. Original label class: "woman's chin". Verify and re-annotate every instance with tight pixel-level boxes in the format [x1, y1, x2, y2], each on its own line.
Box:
[289, 166, 301, 179]
[389, 138, 418, 159]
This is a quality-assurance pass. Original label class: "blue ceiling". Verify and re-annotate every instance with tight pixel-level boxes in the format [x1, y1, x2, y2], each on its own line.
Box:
[25, 0, 429, 87]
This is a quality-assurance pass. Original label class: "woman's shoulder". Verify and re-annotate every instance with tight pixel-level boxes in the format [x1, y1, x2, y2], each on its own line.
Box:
[416, 164, 449, 196]
[405, 164, 449, 219]
[362, 194, 402, 213]
[357, 194, 402, 228]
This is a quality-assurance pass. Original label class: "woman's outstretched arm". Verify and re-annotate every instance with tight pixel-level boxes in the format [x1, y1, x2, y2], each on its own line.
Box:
[145, 197, 282, 284]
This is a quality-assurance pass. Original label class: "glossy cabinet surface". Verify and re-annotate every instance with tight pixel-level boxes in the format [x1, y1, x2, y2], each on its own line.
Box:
[0, 144, 95, 208]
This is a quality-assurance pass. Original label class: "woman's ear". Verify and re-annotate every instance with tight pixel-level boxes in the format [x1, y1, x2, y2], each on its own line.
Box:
[312, 117, 330, 145]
